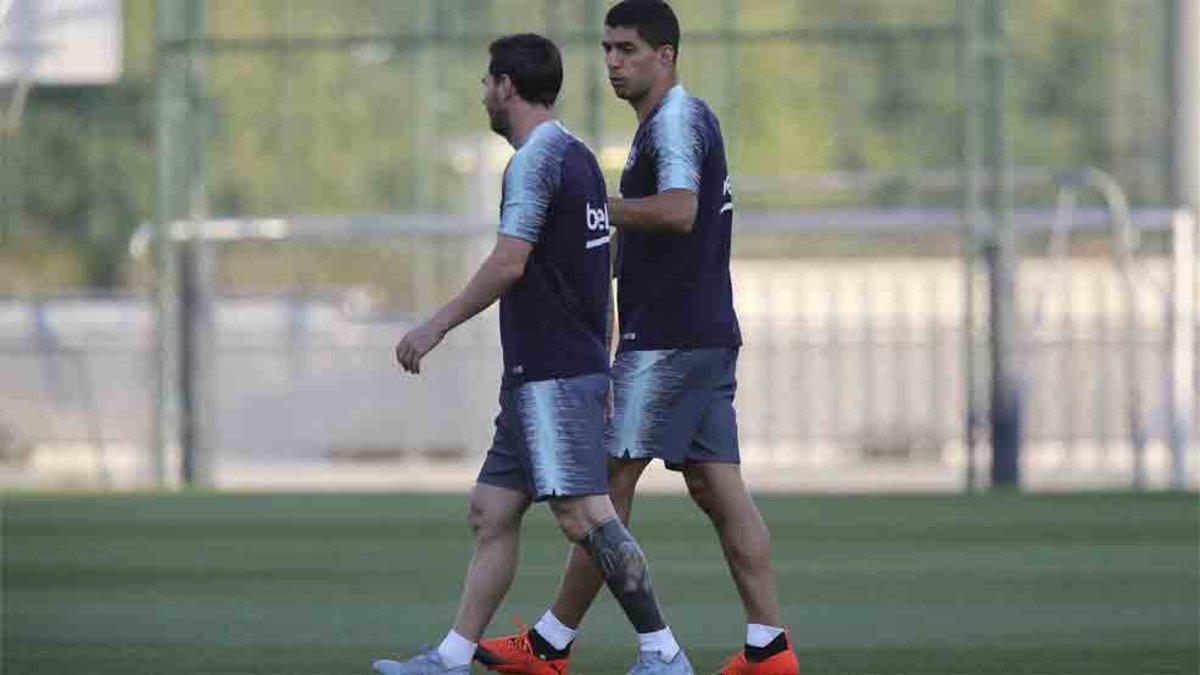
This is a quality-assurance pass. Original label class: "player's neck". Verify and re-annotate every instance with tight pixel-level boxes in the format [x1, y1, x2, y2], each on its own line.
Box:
[506, 106, 557, 149]
[632, 75, 679, 123]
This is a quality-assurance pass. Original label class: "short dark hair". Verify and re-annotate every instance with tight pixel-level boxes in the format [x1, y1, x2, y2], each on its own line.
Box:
[605, 0, 680, 60]
[488, 34, 562, 107]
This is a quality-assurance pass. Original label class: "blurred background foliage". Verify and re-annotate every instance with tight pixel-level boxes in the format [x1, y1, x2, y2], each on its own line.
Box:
[0, 0, 1175, 291]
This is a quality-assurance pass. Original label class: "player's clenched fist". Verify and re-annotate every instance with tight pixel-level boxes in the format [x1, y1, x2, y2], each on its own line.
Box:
[394, 322, 445, 374]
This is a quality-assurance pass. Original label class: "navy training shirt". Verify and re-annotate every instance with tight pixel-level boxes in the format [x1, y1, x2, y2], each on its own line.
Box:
[615, 85, 742, 352]
[497, 120, 612, 384]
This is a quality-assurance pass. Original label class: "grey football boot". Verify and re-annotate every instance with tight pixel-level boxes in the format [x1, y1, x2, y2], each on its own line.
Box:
[371, 646, 471, 675]
[627, 649, 694, 675]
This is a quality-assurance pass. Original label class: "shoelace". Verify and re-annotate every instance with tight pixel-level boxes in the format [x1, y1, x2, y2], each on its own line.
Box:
[636, 651, 663, 665]
[495, 616, 568, 672]
[505, 619, 533, 652]
[516, 625, 568, 672]
[415, 645, 441, 664]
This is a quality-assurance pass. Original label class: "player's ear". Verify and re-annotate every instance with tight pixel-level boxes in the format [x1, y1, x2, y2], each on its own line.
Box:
[498, 73, 517, 100]
[658, 45, 676, 67]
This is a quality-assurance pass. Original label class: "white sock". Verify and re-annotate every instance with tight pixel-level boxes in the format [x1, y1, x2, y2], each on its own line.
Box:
[437, 629, 477, 669]
[746, 623, 785, 648]
[533, 610, 577, 651]
[636, 626, 680, 661]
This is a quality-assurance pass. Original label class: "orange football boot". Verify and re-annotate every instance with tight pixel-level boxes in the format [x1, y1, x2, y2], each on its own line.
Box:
[719, 632, 800, 675]
[475, 625, 570, 675]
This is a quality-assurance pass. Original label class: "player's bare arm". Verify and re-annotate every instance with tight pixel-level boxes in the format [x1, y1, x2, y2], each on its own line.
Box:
[395, 234, 533, 374]
[609, 188, 697, 234]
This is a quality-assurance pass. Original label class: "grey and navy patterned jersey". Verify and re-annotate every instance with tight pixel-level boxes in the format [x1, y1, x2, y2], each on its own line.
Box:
[615, 84, 741, 352]
[497, 120, 611, 384]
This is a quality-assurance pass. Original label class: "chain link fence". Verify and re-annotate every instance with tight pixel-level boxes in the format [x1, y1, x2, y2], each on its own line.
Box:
[1, 0, 1194, 490]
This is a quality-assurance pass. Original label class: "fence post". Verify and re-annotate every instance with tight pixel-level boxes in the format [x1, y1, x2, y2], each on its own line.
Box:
[981, 0, 1021, 489]
[155, 0, 206, 487]
[1169, 0, 1199, 489]
[1168, 210, 1196, 489]
[584, 0, 604, 150]
[960, 0, 982, 492]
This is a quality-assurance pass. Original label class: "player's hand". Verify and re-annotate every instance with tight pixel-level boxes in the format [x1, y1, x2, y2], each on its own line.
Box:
[605, 381, 615, 422]
[395, 321, 445, 374]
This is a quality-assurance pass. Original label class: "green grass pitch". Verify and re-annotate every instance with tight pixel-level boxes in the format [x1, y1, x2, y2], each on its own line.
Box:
[3, 491, 1197, 674]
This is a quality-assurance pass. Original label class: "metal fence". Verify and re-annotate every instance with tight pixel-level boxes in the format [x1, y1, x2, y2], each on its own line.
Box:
[2, 212, 1195, 491]
[1, 1, 1194, 490]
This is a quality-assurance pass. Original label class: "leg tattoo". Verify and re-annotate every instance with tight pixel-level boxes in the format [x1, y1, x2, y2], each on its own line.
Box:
[580, 518, 665, 633]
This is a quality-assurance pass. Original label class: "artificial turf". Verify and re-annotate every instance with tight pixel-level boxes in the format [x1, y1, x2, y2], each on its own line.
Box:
[3, 491, 1196, 674]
